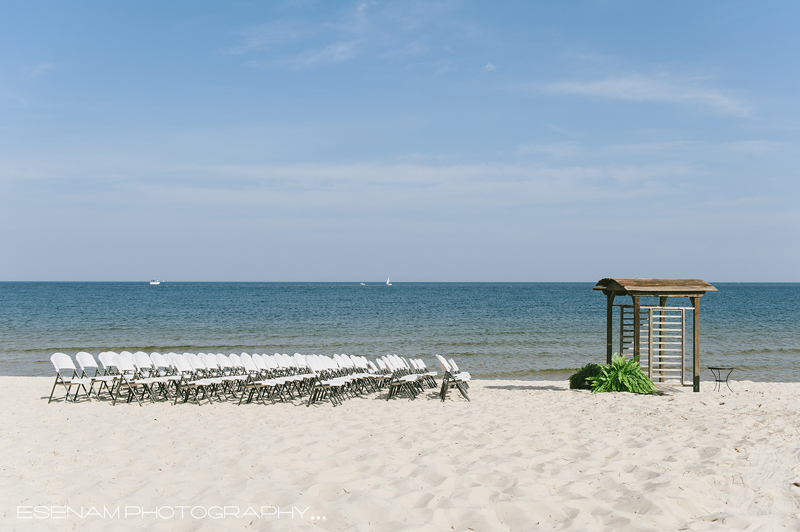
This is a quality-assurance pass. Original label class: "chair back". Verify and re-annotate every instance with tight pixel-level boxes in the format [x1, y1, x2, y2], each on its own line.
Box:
[187, 353, 207, 372]
[75, 352, 100, 376]
[253, 355, 269, 372]
[117, 352, 134, 366]
[264, 355, 279, 371]
[216, 354, 233, 370]
[172, 356, 194, 375]
[150, 352, 170, 372]
[133, 352, 155, 374]
[165, 353, 180, 370]
[229, 354, 244, 370]
[51, 353, 77, 375]
[114, 354, 137, 375]
[98, 352, 119, 374]
[241, 355, 259, 374]
[202, 353, 220, 370]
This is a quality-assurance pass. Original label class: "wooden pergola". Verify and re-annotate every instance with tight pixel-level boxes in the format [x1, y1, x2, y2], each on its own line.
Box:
[593, 278, 717, 392]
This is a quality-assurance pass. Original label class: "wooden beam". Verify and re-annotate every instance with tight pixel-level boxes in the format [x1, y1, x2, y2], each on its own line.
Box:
[606, 291, 615, 364]
[691, 296, 700, 392]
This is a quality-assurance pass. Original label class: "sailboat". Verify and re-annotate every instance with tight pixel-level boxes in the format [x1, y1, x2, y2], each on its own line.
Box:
[386, 276, 392, 286]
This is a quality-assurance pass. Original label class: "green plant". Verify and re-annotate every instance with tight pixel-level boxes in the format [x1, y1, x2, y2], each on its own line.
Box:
[569, 363, 604, 390]
[587, 354, 656, 394]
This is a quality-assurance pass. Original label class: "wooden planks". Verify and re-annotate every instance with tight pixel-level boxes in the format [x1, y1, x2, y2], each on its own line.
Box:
[593, 278, 717, 298]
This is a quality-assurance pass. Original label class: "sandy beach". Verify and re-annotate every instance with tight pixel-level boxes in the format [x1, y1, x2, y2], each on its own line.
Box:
[1, 377, 799, 531]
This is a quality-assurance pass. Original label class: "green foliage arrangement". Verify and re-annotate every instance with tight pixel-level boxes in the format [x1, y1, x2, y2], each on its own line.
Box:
[586, 354, 656, 394]
[568, 363, 604, 390]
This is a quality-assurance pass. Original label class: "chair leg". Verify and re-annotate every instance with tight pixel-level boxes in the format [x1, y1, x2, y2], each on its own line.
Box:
[112, 383, 123, 406]
[48, 378, 60, 404]
[455, 381, 470, 401]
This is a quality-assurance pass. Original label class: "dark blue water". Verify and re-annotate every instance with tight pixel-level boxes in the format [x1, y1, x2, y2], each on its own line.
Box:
[1, 282, 798, 381]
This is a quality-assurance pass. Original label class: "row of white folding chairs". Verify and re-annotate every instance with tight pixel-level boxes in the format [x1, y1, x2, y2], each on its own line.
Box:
[147, 351, 374, 405]
[298, 353, 389, 407]
[161, 352, 312, 405]
[94, 351, 302, 378]
[49, 350, 181, 405]
[49, 350, 453, 405]
[50, 351, 300, 405]
[230, 352, 428, 405]
[52, 350, 375, 405]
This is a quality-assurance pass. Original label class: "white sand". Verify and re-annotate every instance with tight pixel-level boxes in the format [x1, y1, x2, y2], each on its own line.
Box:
[1, 377, 799, 531]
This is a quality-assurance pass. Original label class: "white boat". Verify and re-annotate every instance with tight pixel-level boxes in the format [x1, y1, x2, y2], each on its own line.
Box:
[149, 279, 161, 285]
[386, 276, 392, 286]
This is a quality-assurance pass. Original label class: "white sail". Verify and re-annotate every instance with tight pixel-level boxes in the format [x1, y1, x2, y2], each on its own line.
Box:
[386, 276, 392, 286]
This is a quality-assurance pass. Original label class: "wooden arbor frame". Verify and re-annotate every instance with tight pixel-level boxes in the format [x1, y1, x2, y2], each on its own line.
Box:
[593, 278, 717, 392]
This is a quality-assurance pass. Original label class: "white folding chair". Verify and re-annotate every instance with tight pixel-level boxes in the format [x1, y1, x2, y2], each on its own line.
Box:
[172, 355, 216, 405]
[48, 353, 92, 403]
[133, 352, 173, 400]
[436, 355, 470, 402]
[75, 351, 118, 400]
[238, 355, 280, 405]
[98, 351, 119, 375]
[112, 355, 158, 406]
[382, 355, 422, 400]
[305, 356, 347, 407]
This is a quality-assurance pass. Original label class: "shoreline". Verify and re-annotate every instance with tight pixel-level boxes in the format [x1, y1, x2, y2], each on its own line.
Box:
[2, 377, 799, 530]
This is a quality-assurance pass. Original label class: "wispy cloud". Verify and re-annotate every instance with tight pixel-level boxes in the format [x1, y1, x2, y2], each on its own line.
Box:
[0, 157, 698, 213]
[538, 75, 752, 116]
[378, 41, 430, 59]
[24, 63, 56, 77]
[483, 62, 495, 72]
[722, 140, 783, 153]
[543, 123, 572, 136]
[605, 139, 783, 156]
[223, 21, 304, 55]
[224, 1, 479, 72]
[281, 40, 360, 67]
[516, 142, 576, 157]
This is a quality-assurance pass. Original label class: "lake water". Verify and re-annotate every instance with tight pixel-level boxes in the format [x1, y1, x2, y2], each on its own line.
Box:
[1, 282, 798, 382]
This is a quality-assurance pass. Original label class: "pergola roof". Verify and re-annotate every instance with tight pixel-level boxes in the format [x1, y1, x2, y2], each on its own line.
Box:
[593, 278, 717, 298]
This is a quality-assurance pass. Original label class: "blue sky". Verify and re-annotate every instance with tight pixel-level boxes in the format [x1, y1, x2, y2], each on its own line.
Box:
[1, 1, 798, 281]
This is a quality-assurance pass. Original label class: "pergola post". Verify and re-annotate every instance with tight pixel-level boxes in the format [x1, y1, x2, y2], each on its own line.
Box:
[632, 296, 641, 364]
[691, 296, 700, 392]
[606, 291, 615, 364]
[658, 296, 668, 376]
